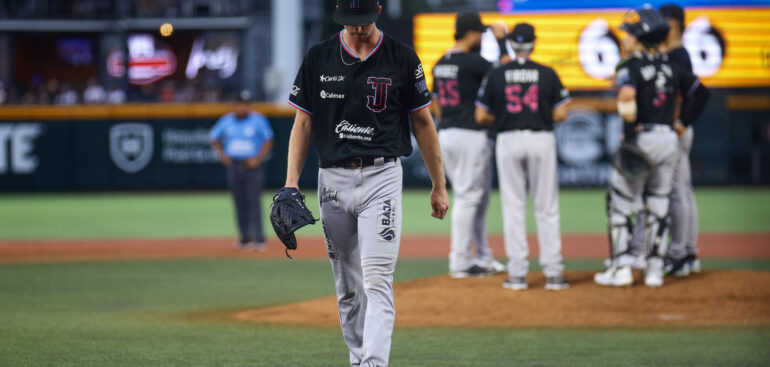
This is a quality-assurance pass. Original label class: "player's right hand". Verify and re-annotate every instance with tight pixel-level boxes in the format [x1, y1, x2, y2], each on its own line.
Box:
[673, 121, 686, 138]
[430, 186, 450, 220]
[221, 156, 233, 166]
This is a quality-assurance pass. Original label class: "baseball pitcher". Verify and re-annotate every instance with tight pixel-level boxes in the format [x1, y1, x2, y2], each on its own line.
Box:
[475, 23, 571, 291]
[285, 1, 449, 366]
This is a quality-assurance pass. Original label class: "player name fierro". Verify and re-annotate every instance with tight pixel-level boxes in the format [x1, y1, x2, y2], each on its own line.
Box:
[505, 69, 539, 83]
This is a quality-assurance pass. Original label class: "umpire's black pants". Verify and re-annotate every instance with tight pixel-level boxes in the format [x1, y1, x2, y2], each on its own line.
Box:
[226, 161, 265, 244]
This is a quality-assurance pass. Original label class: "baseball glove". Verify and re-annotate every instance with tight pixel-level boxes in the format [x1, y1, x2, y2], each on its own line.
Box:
[270, 187, 318, 258]
[613, 143, 652, 181]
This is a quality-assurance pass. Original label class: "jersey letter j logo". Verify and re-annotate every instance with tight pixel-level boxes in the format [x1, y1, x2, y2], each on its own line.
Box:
[366, 77, 392, 113]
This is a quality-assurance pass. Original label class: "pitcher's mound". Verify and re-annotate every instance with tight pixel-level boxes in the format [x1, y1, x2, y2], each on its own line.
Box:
[234, 270, 770, 327]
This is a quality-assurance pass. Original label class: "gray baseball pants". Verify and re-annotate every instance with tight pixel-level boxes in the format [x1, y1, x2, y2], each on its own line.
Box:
[668, 126, 698, 260]
[438, 128, 495, 272]
[627, 126, 697, 261]
[496, 130, 564, 278]
[318, 158, 402, 367]
[226, 162, 264, 244]
[608, 126, 678, 265]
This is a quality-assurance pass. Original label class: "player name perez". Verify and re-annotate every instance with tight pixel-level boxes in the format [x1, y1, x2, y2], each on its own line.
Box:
[433, 64, 459, 78]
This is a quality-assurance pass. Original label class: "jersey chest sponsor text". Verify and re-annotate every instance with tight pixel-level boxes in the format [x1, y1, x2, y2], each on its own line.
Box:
[316, 67, 394, 113]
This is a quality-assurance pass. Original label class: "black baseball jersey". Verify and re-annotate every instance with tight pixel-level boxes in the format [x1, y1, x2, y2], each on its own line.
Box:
[476, 59, 570, 132]
[431, 51, 492, 130]
[667, 46, 693, 74]
[615, 51, 701, 126]
[288, 30, 432, 167]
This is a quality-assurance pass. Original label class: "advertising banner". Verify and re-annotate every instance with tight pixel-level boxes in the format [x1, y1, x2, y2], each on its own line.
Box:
[0, 118, 314, 191]
[414, 8, 770, 90]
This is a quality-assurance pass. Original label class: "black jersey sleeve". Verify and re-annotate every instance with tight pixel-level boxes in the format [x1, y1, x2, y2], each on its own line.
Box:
[549, 69, 571, 108]
[676, 65, 710, 126]
[288, 49, 315, 115]
[614, 59, 638, 90]
[475, 68, 495, 112]
[407, 50, 433, 112]
[676, 66, 701, 97]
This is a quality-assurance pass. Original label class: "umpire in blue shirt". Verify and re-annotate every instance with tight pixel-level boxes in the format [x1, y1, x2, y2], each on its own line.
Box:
[210, 90, 275, 250]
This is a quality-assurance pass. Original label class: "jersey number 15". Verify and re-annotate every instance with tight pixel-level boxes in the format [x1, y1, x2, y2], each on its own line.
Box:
[505, 84, 538, 114]
[436, 79, 460, 107]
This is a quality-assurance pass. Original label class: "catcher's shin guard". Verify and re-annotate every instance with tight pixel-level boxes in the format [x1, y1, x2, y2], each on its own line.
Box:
[606, 189, 635, 267]
[644, 213, 670, 258]
[644, 193, 671, 259]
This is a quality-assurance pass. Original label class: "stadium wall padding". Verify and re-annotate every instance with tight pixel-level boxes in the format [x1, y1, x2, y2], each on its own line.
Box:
[0, 101, 767, 192]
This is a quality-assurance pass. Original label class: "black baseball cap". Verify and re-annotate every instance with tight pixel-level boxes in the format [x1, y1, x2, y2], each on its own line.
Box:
[507, 23, 535, 44]
[659, 4, 685, 24]
[333, 0, 380, 26]
[455, 12, 487, 39]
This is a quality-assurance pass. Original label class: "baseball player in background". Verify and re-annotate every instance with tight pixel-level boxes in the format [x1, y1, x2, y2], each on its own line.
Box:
[285, 1, 449, 366]
[594, 6, 709, 288]
[659, 3, 701, 276]
[210, 91, 274, 251]
[475, 23, 571, 291]
[430, 12, 505, 278]
[624, 3, 698, 274]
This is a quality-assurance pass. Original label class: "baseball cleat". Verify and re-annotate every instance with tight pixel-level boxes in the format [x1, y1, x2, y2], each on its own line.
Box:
[450, 265, 493, 279]
[645, 257, 665, 288]
[594, 266, 633, 287]
[488, 260, 506, 273]
[688, 257, 701, 274]
[545, 275, 569, 290]
[664, 256, 690, 277]
[671, 262, 690, 277]
[502, 276, 528, 290]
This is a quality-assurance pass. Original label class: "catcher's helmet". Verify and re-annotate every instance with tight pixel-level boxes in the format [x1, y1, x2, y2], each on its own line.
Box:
[620, 6, 670, 48]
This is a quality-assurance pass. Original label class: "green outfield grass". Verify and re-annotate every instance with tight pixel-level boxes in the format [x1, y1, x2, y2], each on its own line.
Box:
[0, 187, 768, 240]
[0, 258, 767, 366]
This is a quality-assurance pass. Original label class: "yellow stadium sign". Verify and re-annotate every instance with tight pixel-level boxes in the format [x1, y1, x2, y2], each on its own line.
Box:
[414, 8, 770, 90]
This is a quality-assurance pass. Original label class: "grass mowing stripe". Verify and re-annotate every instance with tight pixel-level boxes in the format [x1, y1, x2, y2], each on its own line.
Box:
[1, 188, 768, 240]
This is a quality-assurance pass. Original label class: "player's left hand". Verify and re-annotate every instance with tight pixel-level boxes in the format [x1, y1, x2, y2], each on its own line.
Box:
[430, 186, 450, 219]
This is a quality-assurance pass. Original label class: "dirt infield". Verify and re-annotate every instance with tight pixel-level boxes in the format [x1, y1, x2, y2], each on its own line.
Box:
[235, 270, 770, 327]
[2, 233, 768, 328]
[0, 233, 768, 263]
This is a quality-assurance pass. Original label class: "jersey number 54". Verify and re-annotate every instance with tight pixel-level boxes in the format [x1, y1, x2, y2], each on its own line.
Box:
[505, 84, 538, 114]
